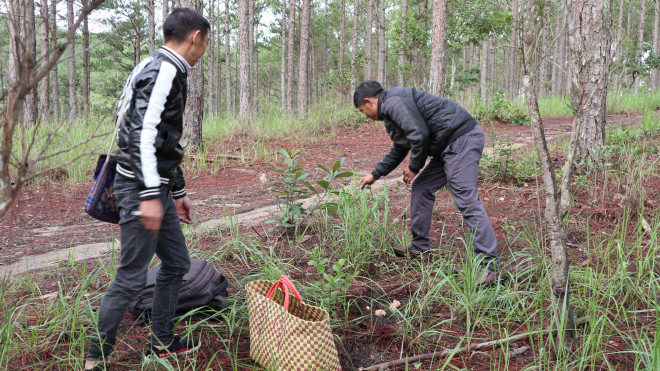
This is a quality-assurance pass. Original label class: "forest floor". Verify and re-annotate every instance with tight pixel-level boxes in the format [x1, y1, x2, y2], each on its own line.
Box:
[1, 112, 657, 370]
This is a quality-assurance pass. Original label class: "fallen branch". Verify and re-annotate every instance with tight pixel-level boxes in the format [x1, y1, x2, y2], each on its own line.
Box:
[359, 316, 589, 371]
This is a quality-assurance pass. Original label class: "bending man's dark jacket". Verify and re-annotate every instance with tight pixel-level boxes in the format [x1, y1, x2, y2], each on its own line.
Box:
[115, 47, 188, 201]
[371, 87, 477, 179]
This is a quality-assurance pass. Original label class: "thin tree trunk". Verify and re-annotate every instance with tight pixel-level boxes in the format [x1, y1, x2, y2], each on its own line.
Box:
[248, 0, 254, 102]
[67, 0, 77, 123]
[238, 0, 250, 116]
[215, 0, 222, 113]
[635, 0, 647, 92]
[50, 0, 59, 118]
[652, 0, 660, 89]
[612, 0, 626, 90]
[281, 0, 287, 110]
[520, 0, 576, 356]
[428, 0, 447, 96]
[491, 35, 498, 94]
[398, 0, 408, 86]
[297, 0, 311, 113]
[538, 4, 550, 98]
[350, 0, 359, 89]
[225, 0, 232, 116]
[376, 0, 386, 84]
[480, 39, 488, 102]
[82, 0, 90, 120]
[22, 0, 38, 125]
[208, 0, 215, 114]
[39, 0, 50, 120]
[163, 0, 169, 21]
[507, 0, 519, 99]
[364, 0, 373, 80]
[148, 0, 155, 53]
[286, 0, 296, 111]
[339, 0, 346, 75]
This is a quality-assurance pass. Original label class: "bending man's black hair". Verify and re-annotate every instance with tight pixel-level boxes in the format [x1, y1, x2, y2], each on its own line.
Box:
[353, 80, 384, 107]
[163, 7, 211, 43]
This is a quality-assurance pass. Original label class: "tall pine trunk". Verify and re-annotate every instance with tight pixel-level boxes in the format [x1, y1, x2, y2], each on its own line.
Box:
[82, 0, 90, 120]
[398, 0, 408, 86]
[225, 0, 232, 116]
[67, 0, 77, 123]
[297, 0, 311, 113]
[281, 0, 287, 110]
[364, 0, 373, 80]
[50, 0, 59, 118]
[148, 0, 155, 53]
[39, 0, 50, 120]
[480, 39, 488, 102]
[635, 0, 647, 93]
[350, 0, 359, 89]
[652, 0, 660, 89]
[376, 0, 386, 84]
[339, 0, 346, 99]
[428, 0, 447, 96]
[238, 0, 250, 116]
[286, 0, 296, 111]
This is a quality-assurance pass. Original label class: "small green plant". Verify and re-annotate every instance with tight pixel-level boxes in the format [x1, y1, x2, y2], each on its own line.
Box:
[307, 248, 355, 312]
[267, 149, 352, 229]
[474, 92, 529, 125]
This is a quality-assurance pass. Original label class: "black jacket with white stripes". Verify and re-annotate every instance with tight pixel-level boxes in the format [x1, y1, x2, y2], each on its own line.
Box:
[115, 47, 188, 201]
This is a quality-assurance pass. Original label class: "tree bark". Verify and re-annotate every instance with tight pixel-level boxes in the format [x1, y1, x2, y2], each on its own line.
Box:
[50, 0, 59, 118]
[538, 4, 550, 97]
[653, 0, 660, 89]
[82, 0, 90, 120]
[67, 0, 77, 123]
[225, 0, 232, 116]
[297, 0, 311, 113]
[208, 0, 215, 114]
[612, 0, 626, 90]
[635, 0, 647, 93]
[182, 0, 204, 147]
[507, 0, 519, 99]
[428, 0, 447, 96]
[569, 0, 612, 160]
[148, 0, 155, 53]
[350, 0, 359, 89]
[376, 0, 386, 84]
[398, 0, 408, 86]
[163, 0, 169, 21]
[281, 0, 287, 110]
[238, 0, 250, 116]
[39, 0, 50, 120]
[551, 3, 566, 96]
[286, 0, 296, 111]
[248, 0, 254, 102]
[480, 38, 488, 102]
[339, 0, 346, 79]
[364, 0, 373, 80]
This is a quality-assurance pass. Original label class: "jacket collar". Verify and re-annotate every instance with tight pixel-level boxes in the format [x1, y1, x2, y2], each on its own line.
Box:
[377, 89, 388, 121]
[158, 46, 190, 73]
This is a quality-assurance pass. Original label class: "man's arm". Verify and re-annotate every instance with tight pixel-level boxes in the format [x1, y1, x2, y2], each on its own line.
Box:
[372, 144, 409, 180]
[382, 96, 430, 173]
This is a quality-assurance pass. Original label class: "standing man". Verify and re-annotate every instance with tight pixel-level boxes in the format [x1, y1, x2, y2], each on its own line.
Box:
[354, 80, 500, 284]
[82, 8, 210, 371]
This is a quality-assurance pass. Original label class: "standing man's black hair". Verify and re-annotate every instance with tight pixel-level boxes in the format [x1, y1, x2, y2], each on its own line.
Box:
[353, 80, 384, 107]
[163, 7, 211, 43]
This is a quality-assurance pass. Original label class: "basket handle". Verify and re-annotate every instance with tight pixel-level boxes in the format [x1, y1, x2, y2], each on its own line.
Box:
[265, 275, 303, 310]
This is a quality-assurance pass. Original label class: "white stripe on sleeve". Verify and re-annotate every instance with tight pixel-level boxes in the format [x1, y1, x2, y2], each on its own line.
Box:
[140, 61, 177, 189]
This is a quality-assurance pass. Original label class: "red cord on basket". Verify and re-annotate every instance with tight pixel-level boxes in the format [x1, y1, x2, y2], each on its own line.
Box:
[265, 275, 303, 310]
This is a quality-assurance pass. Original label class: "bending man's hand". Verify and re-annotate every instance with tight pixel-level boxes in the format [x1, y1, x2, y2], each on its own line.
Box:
[139, 198, 164, 232]
[358, 174, 376, 188]
[403, 168, 417, 184]
[175, 195, 193, 224]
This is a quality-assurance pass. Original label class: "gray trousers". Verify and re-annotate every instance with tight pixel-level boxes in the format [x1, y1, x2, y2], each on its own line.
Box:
[410, 125, 499, 270]
[86, 174, 191, 360]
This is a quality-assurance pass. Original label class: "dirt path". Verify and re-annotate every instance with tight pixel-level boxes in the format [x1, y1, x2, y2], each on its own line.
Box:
[0, 113, 643, 277]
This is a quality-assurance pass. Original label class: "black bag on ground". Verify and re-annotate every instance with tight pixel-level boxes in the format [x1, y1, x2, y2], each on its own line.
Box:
[128, 259, 229, 321]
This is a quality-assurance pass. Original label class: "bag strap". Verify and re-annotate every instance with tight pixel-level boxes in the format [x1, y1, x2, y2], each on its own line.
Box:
[265, 275, 303, 310]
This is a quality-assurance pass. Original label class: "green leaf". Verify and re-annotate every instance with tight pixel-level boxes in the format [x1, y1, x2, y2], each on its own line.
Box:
[335, 171, 353, 178]
[317, 164, 330, 173]
[332, 160, 342, 172]
[317, 180, 330, 189]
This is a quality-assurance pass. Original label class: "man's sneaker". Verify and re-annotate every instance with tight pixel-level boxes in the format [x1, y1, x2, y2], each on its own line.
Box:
[391, 245, 408, 258]
[144, 335, 200, 360]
